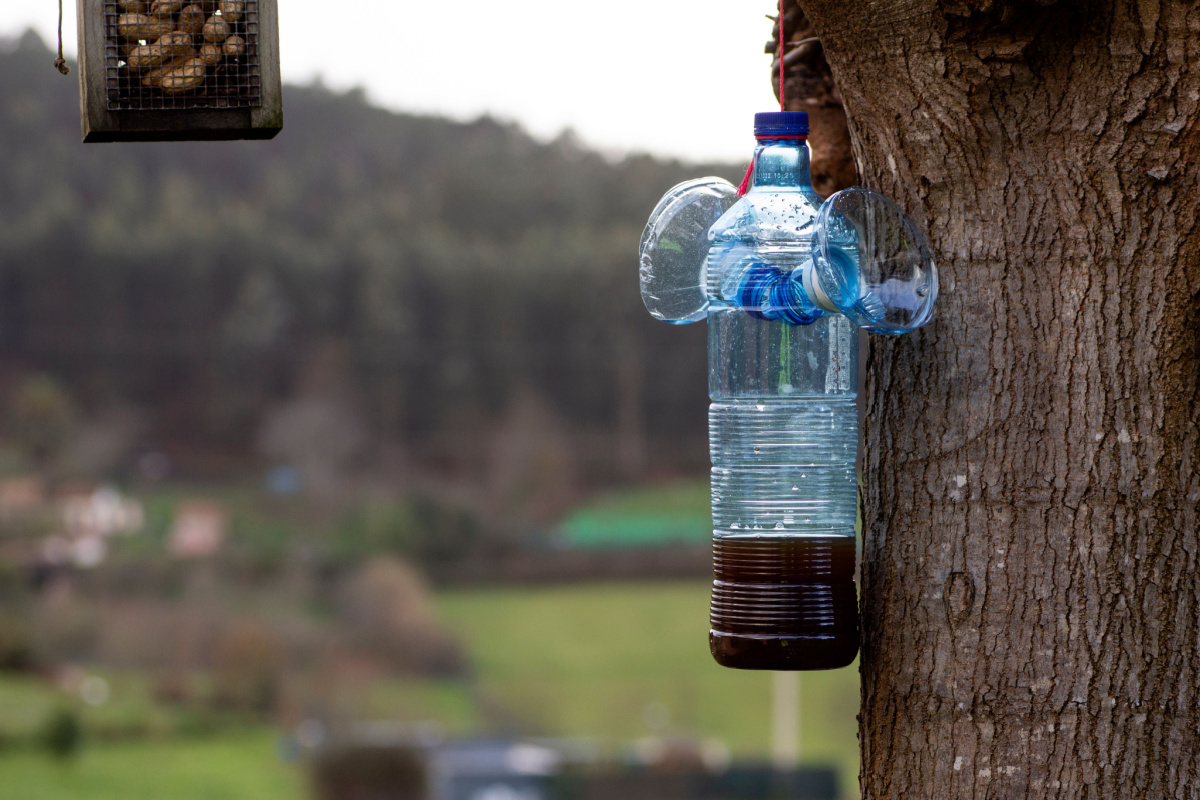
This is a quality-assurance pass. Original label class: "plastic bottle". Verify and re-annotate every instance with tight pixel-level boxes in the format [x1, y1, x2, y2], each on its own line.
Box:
[705, 112, 858, 669]
[639, 111, 937, 670]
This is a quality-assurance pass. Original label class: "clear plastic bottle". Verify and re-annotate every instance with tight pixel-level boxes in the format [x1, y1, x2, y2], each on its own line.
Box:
[705, 113, 859, 670]
[639, 111, 937, 670]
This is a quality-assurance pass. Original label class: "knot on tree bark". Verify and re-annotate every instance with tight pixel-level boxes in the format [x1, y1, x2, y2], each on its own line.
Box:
[943, 571, 977, 629]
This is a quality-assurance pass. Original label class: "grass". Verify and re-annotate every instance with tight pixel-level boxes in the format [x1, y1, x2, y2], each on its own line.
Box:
[0, 581, 860, 799]
[0, 674, 55, 740]
[0, 672, 228, 743]
[436, 581, 860, 794]
[0, 730, 302, 800]
[355, 677, 480, 733]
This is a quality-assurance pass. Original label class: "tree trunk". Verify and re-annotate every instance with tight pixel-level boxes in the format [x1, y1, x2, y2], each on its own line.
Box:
[794, 1, 1200, 797]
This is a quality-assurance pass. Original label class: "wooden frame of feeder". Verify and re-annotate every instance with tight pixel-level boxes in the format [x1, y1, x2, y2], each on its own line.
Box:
[77, 0, 282, 142]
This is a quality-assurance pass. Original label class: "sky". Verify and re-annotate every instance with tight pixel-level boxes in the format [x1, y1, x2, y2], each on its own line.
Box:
[5, 0, 781, 163]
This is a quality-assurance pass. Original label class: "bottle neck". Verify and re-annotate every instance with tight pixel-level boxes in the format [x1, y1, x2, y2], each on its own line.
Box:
[749, 138, 813, 191]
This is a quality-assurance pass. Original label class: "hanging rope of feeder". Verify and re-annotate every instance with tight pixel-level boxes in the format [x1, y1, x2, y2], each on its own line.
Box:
[778, 0, 785, 110]
[54, 0, 70, 75]
[734, 6, 820, 198]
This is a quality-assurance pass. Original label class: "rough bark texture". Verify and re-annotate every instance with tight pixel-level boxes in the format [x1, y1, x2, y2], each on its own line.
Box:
[793, 1, 1200, 797]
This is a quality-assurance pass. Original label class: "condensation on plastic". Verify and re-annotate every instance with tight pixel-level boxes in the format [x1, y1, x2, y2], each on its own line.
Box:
[812, 187, 938, 335]
[639, 177, 738, 324]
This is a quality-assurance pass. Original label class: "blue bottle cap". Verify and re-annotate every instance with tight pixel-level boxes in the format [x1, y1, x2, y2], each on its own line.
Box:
[754, 111, 809, 137]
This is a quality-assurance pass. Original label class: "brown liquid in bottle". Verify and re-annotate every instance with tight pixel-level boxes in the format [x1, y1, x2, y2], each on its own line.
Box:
[710, 536, 859, 670]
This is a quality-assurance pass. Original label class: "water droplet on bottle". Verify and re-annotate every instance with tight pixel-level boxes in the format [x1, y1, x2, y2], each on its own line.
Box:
[791, 485, 799, 491]
[916, 284, 930, 298]
[753, 446, 761, 453]
[774, 523, 785, 530]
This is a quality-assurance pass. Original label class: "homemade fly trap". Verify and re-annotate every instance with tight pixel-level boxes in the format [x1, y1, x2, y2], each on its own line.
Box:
[640, 111, 939, 671]
[76, 0, 282, 141]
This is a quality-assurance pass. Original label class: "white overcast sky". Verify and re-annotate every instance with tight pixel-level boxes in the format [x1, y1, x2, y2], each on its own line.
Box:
[6, 1, 780, 163]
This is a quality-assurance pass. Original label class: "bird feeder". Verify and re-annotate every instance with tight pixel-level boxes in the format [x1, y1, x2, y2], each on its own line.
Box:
[76, 0, 282, 142]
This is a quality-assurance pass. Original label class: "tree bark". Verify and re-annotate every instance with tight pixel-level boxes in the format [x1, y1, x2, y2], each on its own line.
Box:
[793, 1, 1200, 797]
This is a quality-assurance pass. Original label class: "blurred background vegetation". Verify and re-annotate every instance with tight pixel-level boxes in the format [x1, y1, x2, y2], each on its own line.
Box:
[0, 31, 859, 800]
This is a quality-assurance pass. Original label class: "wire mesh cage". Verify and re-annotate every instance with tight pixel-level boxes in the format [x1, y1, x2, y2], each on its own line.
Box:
[104, 1, 262, 111]
[78, 0, 281, 141]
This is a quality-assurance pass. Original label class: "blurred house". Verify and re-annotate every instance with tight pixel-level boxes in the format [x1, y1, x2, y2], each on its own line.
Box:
[169, 502, 228, 558]
[61, 486, 144, 538]
[41, 485, 145, 568]
[310, 730, 838, 800]
[431, 741, 562, 800]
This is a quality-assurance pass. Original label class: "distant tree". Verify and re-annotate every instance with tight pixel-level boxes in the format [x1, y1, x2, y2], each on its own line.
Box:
[10, 375, 72, 468]
[0, 31, 725, 503]
[41, 708, 82, 759]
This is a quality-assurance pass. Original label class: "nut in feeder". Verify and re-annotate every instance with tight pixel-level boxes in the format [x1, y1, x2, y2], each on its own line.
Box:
[76, 0, 282, 141]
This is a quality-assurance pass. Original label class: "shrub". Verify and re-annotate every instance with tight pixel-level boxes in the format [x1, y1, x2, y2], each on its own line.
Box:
[0, 613, 34, 672]
[211, 621, 283, 717]
[42, 708, 83, 759]
[311, 745, 427, 800]
[11, 374, 73, 467]
[406, 494, 481, 567]
[338, 557, 464, 675]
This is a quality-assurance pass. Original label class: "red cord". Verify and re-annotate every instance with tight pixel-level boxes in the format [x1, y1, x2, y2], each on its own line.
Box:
[739, 5, 796, 200]
[779, 0, 785, 110]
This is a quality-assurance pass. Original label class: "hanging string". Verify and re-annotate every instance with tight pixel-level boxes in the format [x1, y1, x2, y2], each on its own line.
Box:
[739, 4, 793, 196]
[54, 0, 70, 75]
[779, 0, 785, 111]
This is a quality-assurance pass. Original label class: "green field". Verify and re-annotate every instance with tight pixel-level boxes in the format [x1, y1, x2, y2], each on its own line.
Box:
[0, 677, 302, 799]
[437, 581, 860, 791]
[0, 580, 860, 799]
[0, 731, 302, 800]
[0, 672, 211, 742]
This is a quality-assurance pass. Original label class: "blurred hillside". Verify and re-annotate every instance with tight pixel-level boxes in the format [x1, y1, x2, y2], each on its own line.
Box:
[0, 32, 737, 525]
[0, 34, 863, 799]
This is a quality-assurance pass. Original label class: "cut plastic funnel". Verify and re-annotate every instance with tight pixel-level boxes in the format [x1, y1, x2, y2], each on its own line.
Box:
[640, 182, 938, 335]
